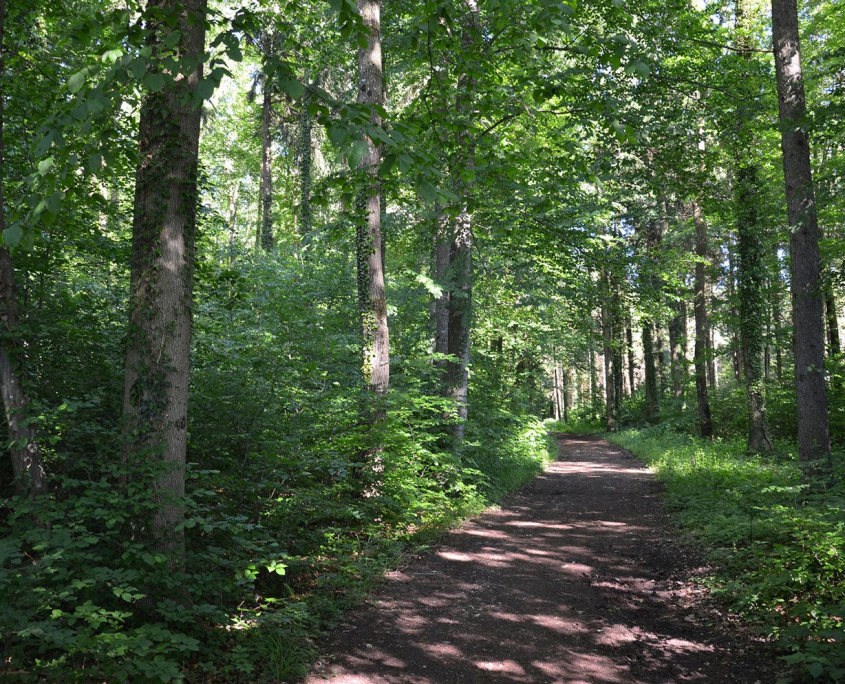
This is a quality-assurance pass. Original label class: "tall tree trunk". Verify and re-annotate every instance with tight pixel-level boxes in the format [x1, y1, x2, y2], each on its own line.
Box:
[773, 254, 784, 379]
[433, 210, 450, 367]
[643, 322, 658, 421]
[356, 0, 390, 413]
[626, 317, 635, 395]
[601, 273, 616, 431]
[562, 365, 570, 423]
[693, 201, 714, 438]
[122, 0, 207, 554]
[588, 327, 598, 409]
[736, 165, 773, 452]
[445, 204, 472, 439]
[669, 297, 684, 403]
[444, 0, 478, 442]
[259, 72, 274, 251]
[771, 0, 832, 471]
[298, 90, 313, 241]
[727, 237, 743, 382]
[735, 0, 772, 453]
[825, 284, 841, 357]
[0, 6, 46, 497]
[641, 217, 662, 421]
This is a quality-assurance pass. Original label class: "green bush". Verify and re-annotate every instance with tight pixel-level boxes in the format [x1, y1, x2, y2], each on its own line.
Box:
[610, 428, 845, 682]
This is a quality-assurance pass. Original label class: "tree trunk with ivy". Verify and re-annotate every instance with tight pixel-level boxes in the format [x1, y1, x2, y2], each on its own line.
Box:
[122, 0, 207, 555]
[443, 0, 479, 442]
[356, 0, 389, 416]
[735, 0, 772, 453]
[771, 0, 832, 473]
[0, 0, 47, 499]
[736, 165, 773, 452]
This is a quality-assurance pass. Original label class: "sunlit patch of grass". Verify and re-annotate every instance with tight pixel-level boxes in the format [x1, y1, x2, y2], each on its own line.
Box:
[609, 427, 845, 683]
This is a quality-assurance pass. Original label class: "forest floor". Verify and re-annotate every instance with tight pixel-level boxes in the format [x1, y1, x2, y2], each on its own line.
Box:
[304, 434, 779, 684]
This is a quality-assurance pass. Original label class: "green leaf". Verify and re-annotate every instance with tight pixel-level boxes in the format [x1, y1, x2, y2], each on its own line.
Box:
[227, 44, 243, 62]
[68, 70, 87, 94]
[35, 132, 54, 157]
[143, 73, 165, 92]
[348, 139, 370, 168]
[88, 153, 103, 173]
[634, 62, 651, 78]
[102, 48, 123, 64]
[130, 57, 147, 81]
[3, 226, 23, 248]
[196, 78, 215, 101]
[37, 158, 54, 176]
[163, 30, 182, 49]
[87, 96, 107, 116]
[46, 192, 63, 215]
[379, 153, 396, 177]
[328, 0, 342, 12]
[280, 79, 305, 98]
[419, 181, 438, 203]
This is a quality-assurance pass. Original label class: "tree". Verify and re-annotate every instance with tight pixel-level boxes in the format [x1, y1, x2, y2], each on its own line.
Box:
[122, 0, 208, 553]
[258, 32, 277, 252]
[693, 201, 714, 438]
[734, 0, 772, 453]
[0, 0, 47, 498]
[355, 0, 389, 414]
[770, 0, 832, 472]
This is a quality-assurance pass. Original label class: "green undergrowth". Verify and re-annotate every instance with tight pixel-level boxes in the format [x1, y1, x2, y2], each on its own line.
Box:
[609, 427, 845, 683]
[546, 418, 605, 434]
[1, 407, 555, 683]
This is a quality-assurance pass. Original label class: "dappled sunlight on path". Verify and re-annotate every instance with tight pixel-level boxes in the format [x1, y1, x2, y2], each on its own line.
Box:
[306, 435, 773, 684]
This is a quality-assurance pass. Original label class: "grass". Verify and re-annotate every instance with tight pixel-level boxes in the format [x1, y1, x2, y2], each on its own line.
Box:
[608, 426, 845, 683]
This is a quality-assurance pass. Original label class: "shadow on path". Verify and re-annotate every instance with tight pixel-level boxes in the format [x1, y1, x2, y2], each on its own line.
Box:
[306, 435, 774, 684]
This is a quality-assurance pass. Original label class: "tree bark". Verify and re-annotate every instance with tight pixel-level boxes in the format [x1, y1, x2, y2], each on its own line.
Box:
[443, 0, 479, 442]
[601, 273, 616, 431]
[825, 284, 841, 357]
[626, 317, 635, 395]
[640, 217, 662, 421]
[259, 61, 274, 251]
[0, 0, 47, 498]
[122, 0, 207, 554]
[693, 201, 714, 438]
[669, 297, 684, 403]
[771, 0, 832, 471]
[736, 165, 773, 452]
[735, 0, 772, 453]
[356, 0, 390, 410]
[433, 210, 450, 366]
[298, 89, 313, 241]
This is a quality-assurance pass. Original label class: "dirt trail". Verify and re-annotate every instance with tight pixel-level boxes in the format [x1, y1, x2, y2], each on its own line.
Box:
[306, 434, 775, 684]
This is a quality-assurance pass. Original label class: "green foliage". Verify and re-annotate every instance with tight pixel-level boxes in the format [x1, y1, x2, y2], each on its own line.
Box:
[609, 428, 845, 682]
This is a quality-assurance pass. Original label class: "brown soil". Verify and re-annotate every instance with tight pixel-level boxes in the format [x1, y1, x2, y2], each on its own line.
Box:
[305, 434, 778, 684]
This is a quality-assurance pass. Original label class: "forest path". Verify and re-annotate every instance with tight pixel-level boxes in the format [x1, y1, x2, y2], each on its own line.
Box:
[305, 434, 775, 684]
